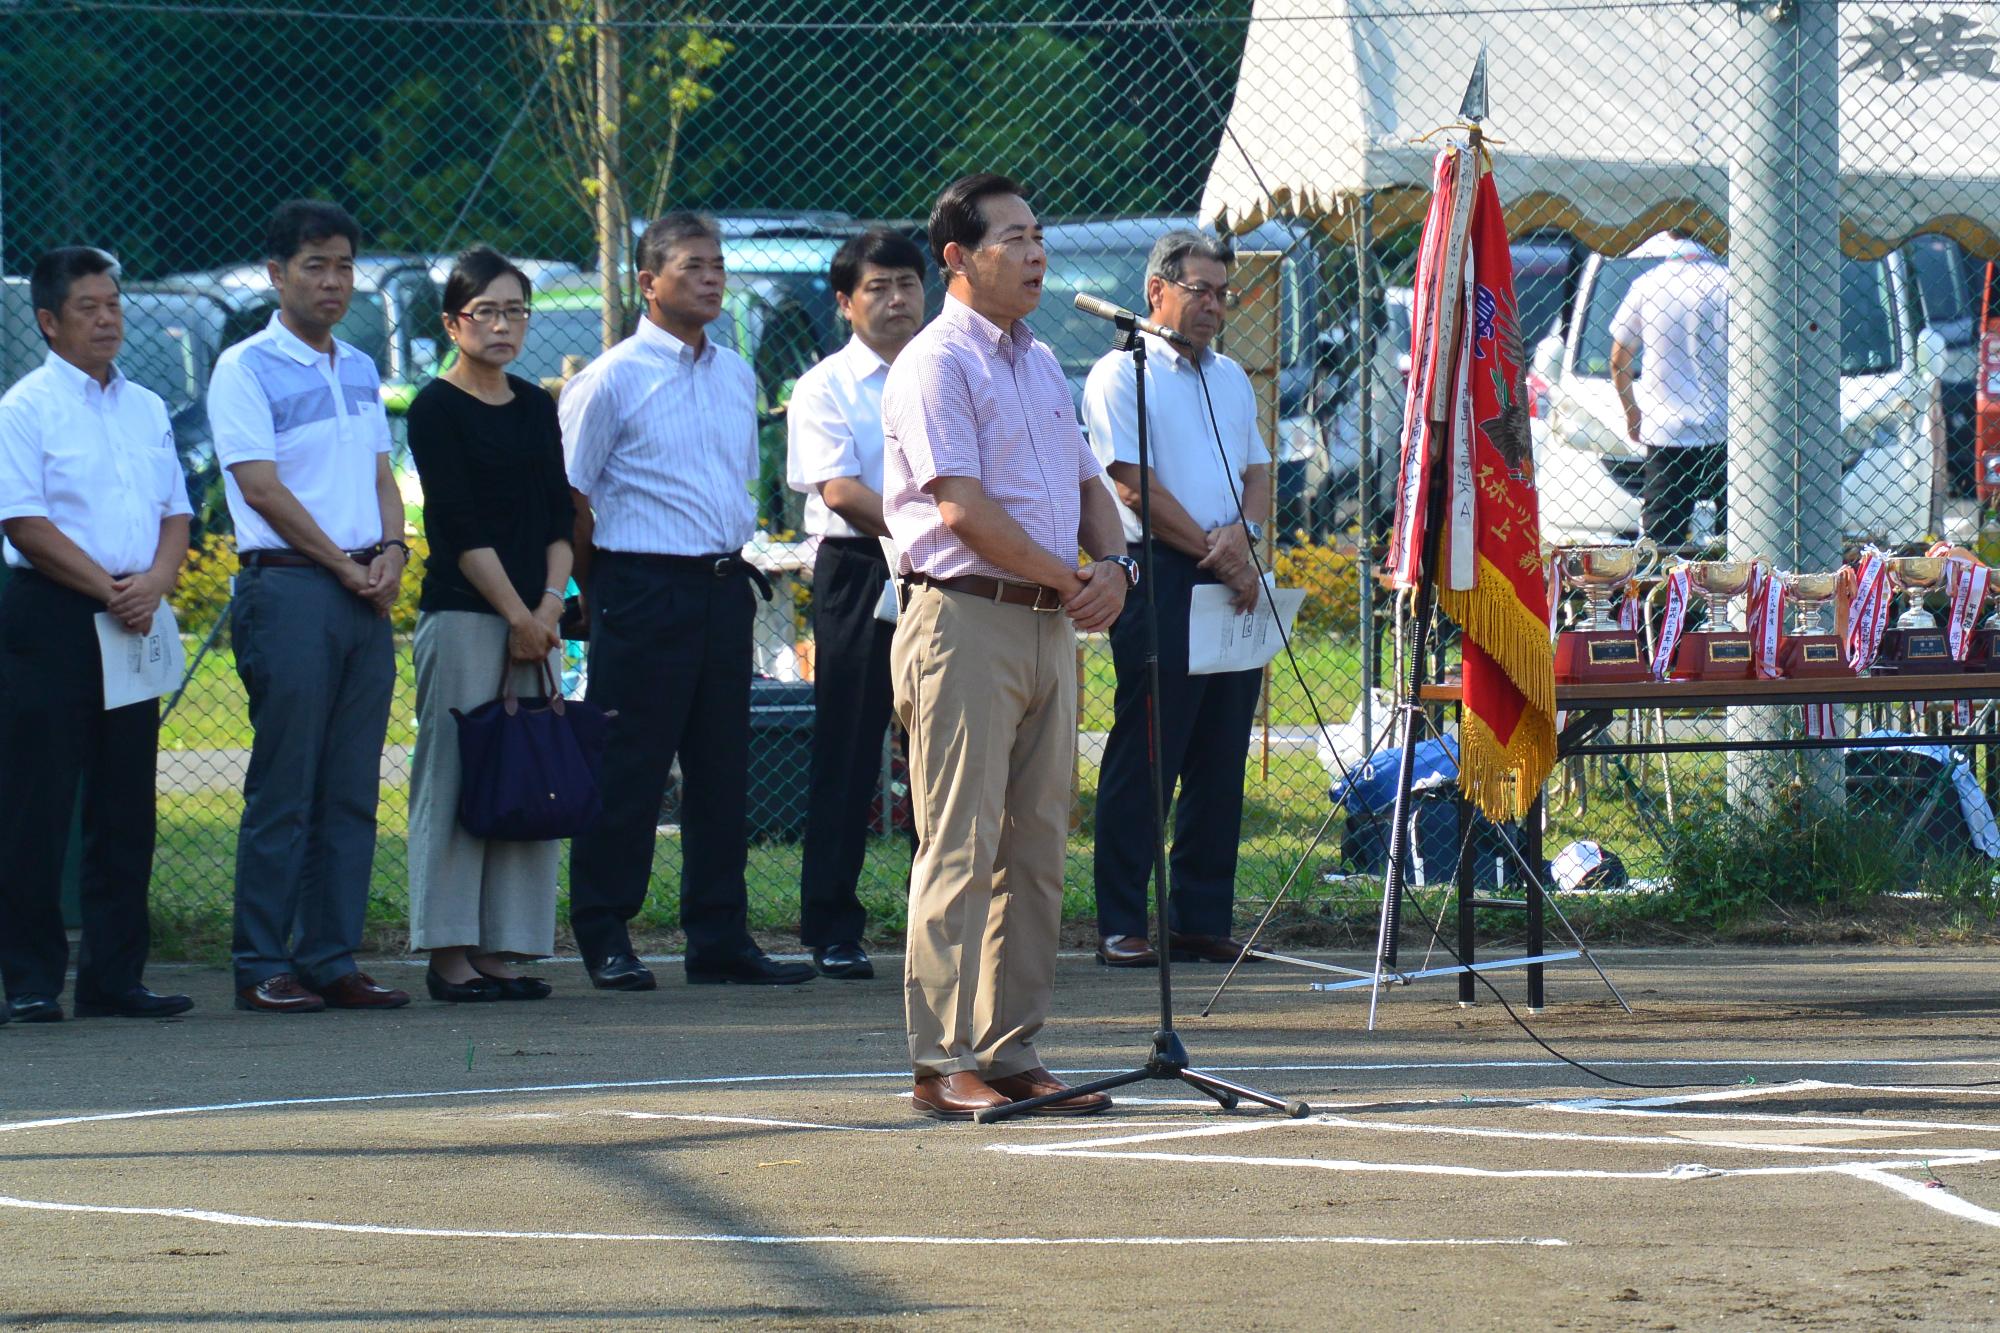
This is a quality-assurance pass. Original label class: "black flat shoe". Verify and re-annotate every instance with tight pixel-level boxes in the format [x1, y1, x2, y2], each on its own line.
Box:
[6, 994, 63, 1023]
[587, 952, 657, 991]
[425, 967, 502, 1003]
[686, 949, 815, 986]
[475, 971, 553, 1001]
[74, 986, 193, 1019]
[812, 941, 875, 980]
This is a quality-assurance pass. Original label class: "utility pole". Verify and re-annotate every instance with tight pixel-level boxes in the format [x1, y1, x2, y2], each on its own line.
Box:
[594, 0, 625, 351]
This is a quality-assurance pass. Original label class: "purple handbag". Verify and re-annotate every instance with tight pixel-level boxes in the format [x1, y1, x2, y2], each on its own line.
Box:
[450, 650, 614, 841]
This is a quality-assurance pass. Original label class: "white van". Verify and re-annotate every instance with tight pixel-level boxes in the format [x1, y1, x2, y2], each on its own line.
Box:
[1532, 234, 1945, 547]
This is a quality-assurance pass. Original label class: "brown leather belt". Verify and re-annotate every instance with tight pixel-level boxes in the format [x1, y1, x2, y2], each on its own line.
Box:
[240, 546, 383, 569]
[904, 572, 1065, 612]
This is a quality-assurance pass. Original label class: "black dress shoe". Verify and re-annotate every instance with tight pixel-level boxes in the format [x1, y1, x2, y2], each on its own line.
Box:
[74, 986, 193, 1019]
[426, 967, 502, 1003]
[7, 994, 63, 1023]
[812, 941, 875, 980]
[475, 970, 553, 1001]
[587, 952, 657, 991]
[686, 949, 815, 986]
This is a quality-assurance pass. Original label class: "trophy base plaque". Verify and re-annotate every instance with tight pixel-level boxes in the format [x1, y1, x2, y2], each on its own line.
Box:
[1670, 631, 1754, 681]
[1872, 627, 1960, 675]
[1779, 634, 1852, 679]
[1964, 627, 2000, 673]
[1554, 630, 1651, 684]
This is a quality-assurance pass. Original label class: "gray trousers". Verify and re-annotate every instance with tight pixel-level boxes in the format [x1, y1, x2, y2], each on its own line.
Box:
[230, 565, 393, 989]
[407, 611, 561, 956]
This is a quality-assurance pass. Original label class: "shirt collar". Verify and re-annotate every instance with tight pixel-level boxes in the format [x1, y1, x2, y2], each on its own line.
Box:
[41, 349, 127, 400]
[941, 293, 1036, 359]
[636, 315, 715, 366]
[265, 311, 343, 368]
[1143, 330, 1214, 370]
[838, 335, 892, 382]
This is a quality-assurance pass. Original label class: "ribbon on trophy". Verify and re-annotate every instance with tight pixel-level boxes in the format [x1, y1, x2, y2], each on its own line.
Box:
[1746, 563, 1785, 682]
[1650, 564, 1692, 681]
[1844, 550, 1891, 674]
[1545, 553, 1562, 643]
[1934, 543, 1989, 726]
[1618, 582, 1643, 633]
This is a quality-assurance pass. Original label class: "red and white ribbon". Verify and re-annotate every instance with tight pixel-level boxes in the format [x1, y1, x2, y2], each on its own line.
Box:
[1651, 566, 1692, 680]
[1746, 564, 1785, 681]
[1944, 560, 1989, 660]
[1618, 582, 1643, 633]
[1804, 702, 1837, 738]
[1844, 552, 1891, 674]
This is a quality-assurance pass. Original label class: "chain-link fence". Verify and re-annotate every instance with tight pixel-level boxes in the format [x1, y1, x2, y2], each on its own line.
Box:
[5, 0, 2000, 954]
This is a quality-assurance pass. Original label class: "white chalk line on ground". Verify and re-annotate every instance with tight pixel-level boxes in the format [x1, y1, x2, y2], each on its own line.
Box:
[0, 1195, 1565, 1249]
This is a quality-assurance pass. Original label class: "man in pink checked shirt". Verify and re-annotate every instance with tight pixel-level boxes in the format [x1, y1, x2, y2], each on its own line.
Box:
[881, 173, 1136, 1121]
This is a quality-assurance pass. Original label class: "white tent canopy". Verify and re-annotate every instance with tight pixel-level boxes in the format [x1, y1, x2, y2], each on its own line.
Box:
[1201, 0, 2000, 258]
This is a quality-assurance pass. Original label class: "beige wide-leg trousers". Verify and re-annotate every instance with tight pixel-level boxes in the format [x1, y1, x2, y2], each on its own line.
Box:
[892, 583, 1077, 1078]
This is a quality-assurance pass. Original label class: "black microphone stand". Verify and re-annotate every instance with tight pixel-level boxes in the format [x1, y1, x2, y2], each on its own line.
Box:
[977, 317, 1309, 1124]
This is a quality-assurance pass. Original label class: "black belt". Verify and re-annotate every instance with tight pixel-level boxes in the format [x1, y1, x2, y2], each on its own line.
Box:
[239, 546, 383, 569]
[903, 572, 1065, 612]
[599, 550, 774, 602]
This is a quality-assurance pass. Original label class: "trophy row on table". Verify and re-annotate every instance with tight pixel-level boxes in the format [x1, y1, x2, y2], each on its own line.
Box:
[1549, 542, 1996, 684]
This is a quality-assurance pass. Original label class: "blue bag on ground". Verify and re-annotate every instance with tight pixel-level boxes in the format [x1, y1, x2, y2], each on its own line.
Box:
[452, 653, 614, 841]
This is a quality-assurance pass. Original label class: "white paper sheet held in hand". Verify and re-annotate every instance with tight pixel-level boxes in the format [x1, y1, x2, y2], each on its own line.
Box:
[1188, 574, 1305, 675]
[94, 602, 186, 710]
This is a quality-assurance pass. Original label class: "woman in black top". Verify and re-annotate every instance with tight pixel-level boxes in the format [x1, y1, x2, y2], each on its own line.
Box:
[405, 247, 573, 1003]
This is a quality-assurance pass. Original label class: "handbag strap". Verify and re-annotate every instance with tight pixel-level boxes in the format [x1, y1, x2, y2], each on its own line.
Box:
[496, 641, 566, 717]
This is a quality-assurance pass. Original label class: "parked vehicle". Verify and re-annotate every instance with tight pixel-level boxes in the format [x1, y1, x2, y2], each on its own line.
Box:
[1532, 234, 1944, 546]
[1903, 233, 1981, 496]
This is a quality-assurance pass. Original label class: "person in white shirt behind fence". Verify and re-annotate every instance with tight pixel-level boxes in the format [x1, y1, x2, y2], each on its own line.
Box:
[0, 246, 193, 1024]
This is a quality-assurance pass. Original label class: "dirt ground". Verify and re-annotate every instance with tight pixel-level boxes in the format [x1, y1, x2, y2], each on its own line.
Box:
[6, 945, 2000, 1330]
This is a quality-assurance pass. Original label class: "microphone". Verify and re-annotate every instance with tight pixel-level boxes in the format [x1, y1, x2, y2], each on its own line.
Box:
[1071, 292, 1193, 348]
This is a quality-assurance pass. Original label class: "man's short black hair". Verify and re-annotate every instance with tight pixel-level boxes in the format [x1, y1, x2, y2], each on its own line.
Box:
[264, 199, 361, 264]
[442, 245, 533, 317]
[29, 246, 120, 326]
[829, 228, 926, 298]
[926, 173, 1027, 270]
[636, 211, 722, 276]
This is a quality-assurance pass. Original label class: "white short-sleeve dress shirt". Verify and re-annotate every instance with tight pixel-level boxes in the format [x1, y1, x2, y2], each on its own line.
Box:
[1081, 333, 1263, 544]
[0, 351, 192, 575]
[560, 317, 757, 555]
[1607, 238, 1730, 451]
[786, 336, 890, 540]
[207, 313, 392, 552]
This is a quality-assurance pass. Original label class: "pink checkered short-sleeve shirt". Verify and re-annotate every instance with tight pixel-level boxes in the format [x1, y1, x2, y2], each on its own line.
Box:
[881, 295, 1100, 580]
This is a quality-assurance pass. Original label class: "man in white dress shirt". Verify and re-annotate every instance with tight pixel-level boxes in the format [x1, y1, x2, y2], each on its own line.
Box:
[562, 211, 813, 989]
[1609, 231, 1730, 546]
[209, 200, 412, 1015]
[786, 229, 927, 981]
[0, 246, 193, 1023]
[1085, 229, 1271, 969]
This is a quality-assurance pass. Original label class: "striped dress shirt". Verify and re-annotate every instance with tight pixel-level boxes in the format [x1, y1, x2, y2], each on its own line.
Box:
[881, 295, 1100, 581]
[559, 316, 757, 555]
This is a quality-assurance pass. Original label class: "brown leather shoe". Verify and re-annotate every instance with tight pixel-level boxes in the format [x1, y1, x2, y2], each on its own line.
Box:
[911, 1071, 1008, 1120]
[985, 1067, 1113, 1116]
[1096, 933, 1159, 967]
[312, 972, 412, 1010]
[234, 973, 327, 1014]
[1169, 932, 1258, 964]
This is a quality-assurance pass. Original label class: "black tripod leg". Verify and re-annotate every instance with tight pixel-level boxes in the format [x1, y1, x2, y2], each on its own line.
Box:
[973, 1068, 1151, 1125]
[1181, 1070, 1312, 1118]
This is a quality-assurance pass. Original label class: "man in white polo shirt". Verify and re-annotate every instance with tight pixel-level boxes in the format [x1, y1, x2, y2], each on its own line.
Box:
[207, 200, 411, 1015]
[0, 246, 194, 1024]
[786, 228, 927, 981]
[1085, 228, 1270, 970]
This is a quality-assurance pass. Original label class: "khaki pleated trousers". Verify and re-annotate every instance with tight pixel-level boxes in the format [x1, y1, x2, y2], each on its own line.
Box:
[892, 583, 1077, 1078]
[407, 610, 563, 956]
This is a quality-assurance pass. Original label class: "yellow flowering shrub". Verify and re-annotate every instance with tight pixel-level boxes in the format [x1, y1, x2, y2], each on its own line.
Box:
[1270, 539, 1363, 638]
[170, 531, 430, 635]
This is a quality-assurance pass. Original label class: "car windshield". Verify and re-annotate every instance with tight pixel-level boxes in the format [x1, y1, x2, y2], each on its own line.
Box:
[333, 293, 390, 373]
[509, 285, 778, 387]
[1514, 266, 1570, 346]
[1577, 254, 1898, 380]
[1906, 235, 1971, 342]
[120, 298, 214, 415]
[1039, 244, 1303, 379]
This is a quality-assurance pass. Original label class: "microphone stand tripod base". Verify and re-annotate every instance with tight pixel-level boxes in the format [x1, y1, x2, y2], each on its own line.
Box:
[972, 1030, 1313, 1123]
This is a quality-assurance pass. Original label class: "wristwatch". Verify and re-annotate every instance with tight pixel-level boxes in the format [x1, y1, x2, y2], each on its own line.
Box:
[1105, 554, 1140, 588]
[1242, 521, 1265, 543]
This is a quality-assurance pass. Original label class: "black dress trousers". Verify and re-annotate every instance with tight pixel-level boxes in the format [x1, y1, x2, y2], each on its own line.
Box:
[0, 570, 159, 1002]
[798, 537, 899, 947]
[1091, 545, 1262, 940]
[568, 552, 759, 966]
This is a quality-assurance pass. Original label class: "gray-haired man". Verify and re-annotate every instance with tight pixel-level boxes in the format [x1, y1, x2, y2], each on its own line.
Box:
[1083, 228, 1271, 969]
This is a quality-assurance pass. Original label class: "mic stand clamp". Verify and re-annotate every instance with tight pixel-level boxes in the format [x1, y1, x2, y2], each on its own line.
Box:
[977, 315, 1309, 1124]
